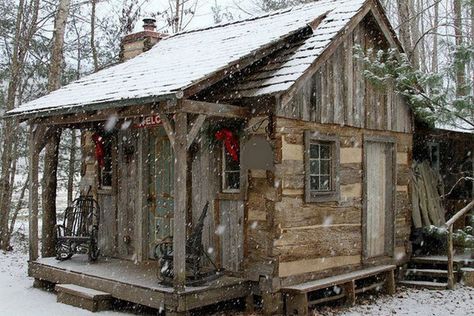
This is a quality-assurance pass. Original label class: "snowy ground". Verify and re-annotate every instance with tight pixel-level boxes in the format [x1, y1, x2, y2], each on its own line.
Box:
[0, 225, 131, 316]
[1, 224, 474, 316]
[315, 286, 474, 316]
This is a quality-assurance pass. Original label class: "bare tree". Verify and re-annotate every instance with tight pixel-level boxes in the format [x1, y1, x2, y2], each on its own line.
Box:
[41, 0, 71, 257]
[0, 0, 40, 250]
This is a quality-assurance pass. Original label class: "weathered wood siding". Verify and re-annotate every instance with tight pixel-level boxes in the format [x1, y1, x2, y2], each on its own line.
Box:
[191, 135, 218, 264]
[116, 130, 140, 260]
[273, 118, 412, 283]
[278, 18, 412, 134]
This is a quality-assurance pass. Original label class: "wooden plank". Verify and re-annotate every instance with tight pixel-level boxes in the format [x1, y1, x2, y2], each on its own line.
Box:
[345, 36, 354, 126]
[447, 226, 455, 289]
[342, 280, 356, 306]
[186, 114, 206, 150]
[180, 100, 250, 118]
[333, 46, 345, 124]
[278, 255, 361, 278]
[281, 265, 396, 293]
[28, 126, 40, 261]
[173, 111, 188, 290]
[286, 293, 309, 316]
[160, 114, 176, 150]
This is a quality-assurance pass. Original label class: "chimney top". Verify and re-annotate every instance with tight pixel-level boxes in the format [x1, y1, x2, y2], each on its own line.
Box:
[143, 18, 157, 32]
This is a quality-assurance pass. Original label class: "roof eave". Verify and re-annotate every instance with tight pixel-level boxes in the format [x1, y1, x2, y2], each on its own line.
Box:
[4, 93, 178, 122]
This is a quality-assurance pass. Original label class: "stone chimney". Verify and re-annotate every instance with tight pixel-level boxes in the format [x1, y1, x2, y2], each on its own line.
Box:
[120, 18, 167, 62]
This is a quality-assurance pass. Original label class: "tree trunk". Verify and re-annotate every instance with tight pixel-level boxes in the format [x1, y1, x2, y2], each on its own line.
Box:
[409, 0, 421, 69]
[67, 130, 77, 205]
[453, 0, 466, 97]
[7, 176, 29, 244]
[432, 0, 439, 73]
[90, 0, 99, 71]
[41, 0, 71, 257]
[174, 0, 180, 33]
[0, 0, 40, 250]
[396, 0, 415, 65]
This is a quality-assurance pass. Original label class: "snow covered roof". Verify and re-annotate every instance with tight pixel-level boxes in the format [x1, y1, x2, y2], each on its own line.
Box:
[435, 120, 474, 134]
[7, 0, 367, 119]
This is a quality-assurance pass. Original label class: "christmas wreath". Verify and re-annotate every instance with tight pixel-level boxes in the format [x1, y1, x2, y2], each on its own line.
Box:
[206, 121, 245, 162]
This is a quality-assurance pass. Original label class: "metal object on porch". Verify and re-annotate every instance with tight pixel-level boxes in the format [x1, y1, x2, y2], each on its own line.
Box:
[155, 201, 219, 286]
[55, 195, 100, 262]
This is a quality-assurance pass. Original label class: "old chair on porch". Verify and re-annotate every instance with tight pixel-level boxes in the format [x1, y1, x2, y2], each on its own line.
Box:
[155, 201, 219, 286]
[54, 195, 100, 262]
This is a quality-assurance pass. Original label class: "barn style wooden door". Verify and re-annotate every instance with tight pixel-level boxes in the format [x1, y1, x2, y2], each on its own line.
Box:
[148, 127, 174, 258]
[364, 138, 395, 259]
[116, 130, 139, 260]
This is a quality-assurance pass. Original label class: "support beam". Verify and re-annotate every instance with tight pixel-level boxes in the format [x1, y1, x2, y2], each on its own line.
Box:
[28, 125, 41, 261]
[160, 114, 176, 150]
[173, 111, 188, 291]
[186, 114, 206, 150]
[180, 100, 250, 119]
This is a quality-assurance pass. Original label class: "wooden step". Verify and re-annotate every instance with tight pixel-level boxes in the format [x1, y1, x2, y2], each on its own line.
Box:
[55, 284, 112, 312]
[405, 268, 449, 277]
[282, 265, 396, 316]
[398, 280, 448, 290]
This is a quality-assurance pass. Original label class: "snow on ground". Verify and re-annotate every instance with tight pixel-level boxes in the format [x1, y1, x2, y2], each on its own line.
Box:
[315, 286, 474, 316]
[0, 225, 130, 316]
[2, 222, 474, 316]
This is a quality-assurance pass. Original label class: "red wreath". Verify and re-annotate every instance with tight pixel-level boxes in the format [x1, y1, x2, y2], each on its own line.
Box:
[91, 133, 105, 168]
[215, 128, 240, 162]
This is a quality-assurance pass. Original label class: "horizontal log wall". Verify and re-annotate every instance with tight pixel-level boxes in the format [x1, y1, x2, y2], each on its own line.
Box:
[273, 118, 412, 281]
[278, 17, 413, 134]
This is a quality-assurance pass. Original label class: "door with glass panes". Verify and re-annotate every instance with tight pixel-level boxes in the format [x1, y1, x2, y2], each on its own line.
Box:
[149, 127, 174, 258]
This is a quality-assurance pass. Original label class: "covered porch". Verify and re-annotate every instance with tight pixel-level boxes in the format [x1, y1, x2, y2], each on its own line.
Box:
[29, 255, 250, 314]
[26, 98, 255, 314]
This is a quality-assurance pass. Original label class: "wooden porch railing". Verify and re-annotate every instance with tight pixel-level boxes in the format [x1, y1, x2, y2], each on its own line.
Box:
[445, 200, 474, 289]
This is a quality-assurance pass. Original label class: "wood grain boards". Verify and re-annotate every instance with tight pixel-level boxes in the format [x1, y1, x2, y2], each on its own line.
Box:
[277, 18, 413, 134]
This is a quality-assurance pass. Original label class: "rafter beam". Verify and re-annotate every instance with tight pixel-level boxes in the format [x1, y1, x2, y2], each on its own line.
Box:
[160, 113, 176, 150]
[186, 114, 207, 150]
[180, 100, 250, 119]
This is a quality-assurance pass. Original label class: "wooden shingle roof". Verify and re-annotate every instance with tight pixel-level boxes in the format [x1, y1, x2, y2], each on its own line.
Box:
[7, 0, 366, 119]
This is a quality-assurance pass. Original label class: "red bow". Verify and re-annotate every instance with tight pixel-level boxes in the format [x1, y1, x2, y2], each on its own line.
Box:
[215, 128, 239, 162]
[91, 133, 105, 168]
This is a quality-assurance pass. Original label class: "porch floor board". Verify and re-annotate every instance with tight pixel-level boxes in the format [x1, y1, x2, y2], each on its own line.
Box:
[29, 255, 250, 313]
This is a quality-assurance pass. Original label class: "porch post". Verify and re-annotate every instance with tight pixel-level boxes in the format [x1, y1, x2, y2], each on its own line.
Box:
[28, 125, 40, 261]
[173, 111, 188, 290]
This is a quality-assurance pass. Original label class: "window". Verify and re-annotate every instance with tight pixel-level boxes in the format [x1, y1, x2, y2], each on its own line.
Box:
[222, 145, 240, 192]
[305, 132, 340, 203]
[99, 135, 113, 188]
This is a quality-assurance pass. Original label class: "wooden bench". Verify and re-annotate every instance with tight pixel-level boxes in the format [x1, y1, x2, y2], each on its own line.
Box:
[56, 284, 112, 312]
[282, 265, 396, 316]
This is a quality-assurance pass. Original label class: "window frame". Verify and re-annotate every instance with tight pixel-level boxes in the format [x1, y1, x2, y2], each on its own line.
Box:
[221, 144, 241, 194]
[98, 134, 114, 190]
[304, 131, 340, 203]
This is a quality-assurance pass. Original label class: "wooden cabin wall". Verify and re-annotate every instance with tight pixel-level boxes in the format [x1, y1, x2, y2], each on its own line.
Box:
[267, 14, 414, 285]
[273, 119, 412, 285]
[191, 126, 244, 272]
[116, 129, 140, 260]
[243, 117, 278, 280]
[191, 132, 218, 265]
[278, 17, 413, 134]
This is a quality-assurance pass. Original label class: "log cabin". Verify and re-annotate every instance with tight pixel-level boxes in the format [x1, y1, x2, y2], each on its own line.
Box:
[5, 0, 414, 314]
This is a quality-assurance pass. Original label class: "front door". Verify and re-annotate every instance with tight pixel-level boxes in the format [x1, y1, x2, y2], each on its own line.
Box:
[364, 139, 395, 259]
[149, 127, 174, 258]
